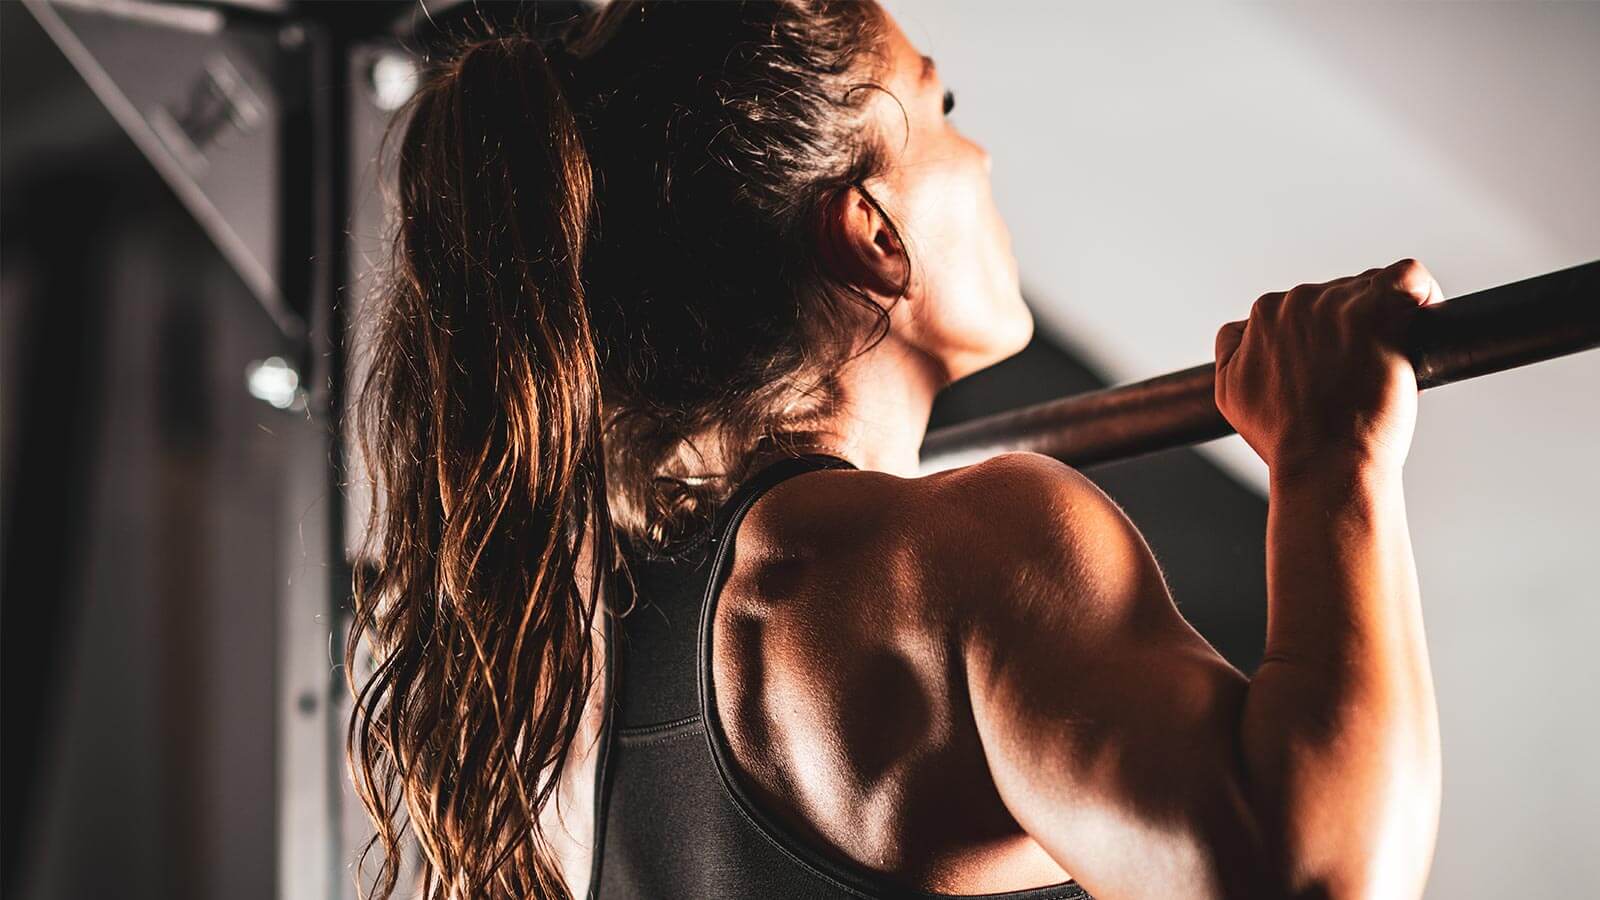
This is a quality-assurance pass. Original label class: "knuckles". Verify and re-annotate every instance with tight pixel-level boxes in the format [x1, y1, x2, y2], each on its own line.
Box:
[1283, 283, 1320, 305]
[1250, 291, 1285, 320]
[1233, 257, 1431, 358]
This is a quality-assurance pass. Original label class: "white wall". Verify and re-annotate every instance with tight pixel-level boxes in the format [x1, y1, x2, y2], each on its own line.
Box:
[886, 2, 1600, 896]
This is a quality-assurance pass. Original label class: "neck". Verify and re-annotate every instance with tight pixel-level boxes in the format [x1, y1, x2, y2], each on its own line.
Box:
[764, 335, 946, 478]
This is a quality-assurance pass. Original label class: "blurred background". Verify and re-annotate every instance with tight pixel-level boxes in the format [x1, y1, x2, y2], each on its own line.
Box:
[2, 1, 1595, 898]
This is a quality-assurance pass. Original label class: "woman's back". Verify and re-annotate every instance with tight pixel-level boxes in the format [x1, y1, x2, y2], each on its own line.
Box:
[584, 452, 1089, 898]
[713, 456, 1074, 892]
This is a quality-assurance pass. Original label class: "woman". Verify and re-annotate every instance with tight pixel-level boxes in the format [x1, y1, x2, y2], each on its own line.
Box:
[347, 2, 1442, 898]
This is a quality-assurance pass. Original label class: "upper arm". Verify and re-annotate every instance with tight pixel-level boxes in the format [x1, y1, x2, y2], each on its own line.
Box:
[939, 453, 1272, 898]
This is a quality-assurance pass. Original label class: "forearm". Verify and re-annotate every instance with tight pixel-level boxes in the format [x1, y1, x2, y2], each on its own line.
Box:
[1241, 459, 1441, 897]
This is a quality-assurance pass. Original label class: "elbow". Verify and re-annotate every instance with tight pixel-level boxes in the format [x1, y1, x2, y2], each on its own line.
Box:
[1188, 756, 1439, 900]
[1238, 758, 1441, 900]
[1237, 679, 1442, 899]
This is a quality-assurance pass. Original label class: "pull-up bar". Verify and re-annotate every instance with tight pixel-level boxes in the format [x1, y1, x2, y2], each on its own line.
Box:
[919, 260, 1600, 473]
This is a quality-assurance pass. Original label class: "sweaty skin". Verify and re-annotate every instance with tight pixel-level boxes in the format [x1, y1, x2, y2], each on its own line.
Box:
[560, 7, 1442, 899]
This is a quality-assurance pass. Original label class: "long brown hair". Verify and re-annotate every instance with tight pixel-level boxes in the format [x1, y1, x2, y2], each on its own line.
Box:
[346, 2, 907, 897]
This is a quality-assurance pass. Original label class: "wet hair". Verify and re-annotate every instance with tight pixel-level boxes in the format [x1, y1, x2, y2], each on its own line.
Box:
[345, 2, 909, 897]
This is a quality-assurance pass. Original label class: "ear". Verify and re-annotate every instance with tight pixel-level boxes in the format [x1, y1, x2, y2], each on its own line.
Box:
[814, 185, 907, 297]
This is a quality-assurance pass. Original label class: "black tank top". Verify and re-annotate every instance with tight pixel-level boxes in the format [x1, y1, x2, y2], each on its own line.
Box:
[588, 452, 1092, 900]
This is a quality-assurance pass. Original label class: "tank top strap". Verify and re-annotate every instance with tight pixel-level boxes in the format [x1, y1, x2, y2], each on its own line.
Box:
[706, 452, 857, 553]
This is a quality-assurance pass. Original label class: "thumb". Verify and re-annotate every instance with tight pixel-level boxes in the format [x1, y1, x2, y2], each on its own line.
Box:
[1384, 258, 1444, 307]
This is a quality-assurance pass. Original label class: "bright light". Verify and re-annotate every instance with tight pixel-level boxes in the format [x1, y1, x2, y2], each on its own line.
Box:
[369, 51, 418, 112]
[246, 356, 300, 410]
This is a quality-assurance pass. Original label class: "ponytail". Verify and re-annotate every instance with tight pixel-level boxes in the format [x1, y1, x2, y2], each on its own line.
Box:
[346, 34, 612, 900]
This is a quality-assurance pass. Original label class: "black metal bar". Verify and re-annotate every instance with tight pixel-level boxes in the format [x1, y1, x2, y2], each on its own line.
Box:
[920, 260, 1600, 472]
[303, 18, 353, 900]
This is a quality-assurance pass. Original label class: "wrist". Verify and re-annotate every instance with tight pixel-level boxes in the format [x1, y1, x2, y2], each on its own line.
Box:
[1269, 450, 1402, 496]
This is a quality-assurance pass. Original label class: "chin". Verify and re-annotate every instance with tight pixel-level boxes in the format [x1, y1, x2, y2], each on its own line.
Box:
[1008, 297, 1035, 353]
[991, 289, 1035, 359]
[950, 307, 1033, 383]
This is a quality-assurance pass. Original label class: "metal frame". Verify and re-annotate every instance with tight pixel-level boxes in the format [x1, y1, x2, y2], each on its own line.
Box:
[20, 3, 355, 897]
[21, 0, 307, 343]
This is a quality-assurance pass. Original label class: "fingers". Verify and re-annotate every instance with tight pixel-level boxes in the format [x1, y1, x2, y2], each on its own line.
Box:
[1249, 290, 1286, 329]
[1213, 318, 1246, 411]
[1214, 319, 1246, 368]
[1220, 257, 1438, 375]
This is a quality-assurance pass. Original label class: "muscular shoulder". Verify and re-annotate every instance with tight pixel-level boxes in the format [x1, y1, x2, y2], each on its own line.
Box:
[928, 450, 1120, 543]
[746, 452, 1103, 574]
[738, 451, 1162, 635]
[920, 452, 1166, 628]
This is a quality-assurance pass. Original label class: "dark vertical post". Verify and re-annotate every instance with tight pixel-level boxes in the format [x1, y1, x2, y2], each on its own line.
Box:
[304, 18, 352, 900]
[0, 172, 113, 897]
